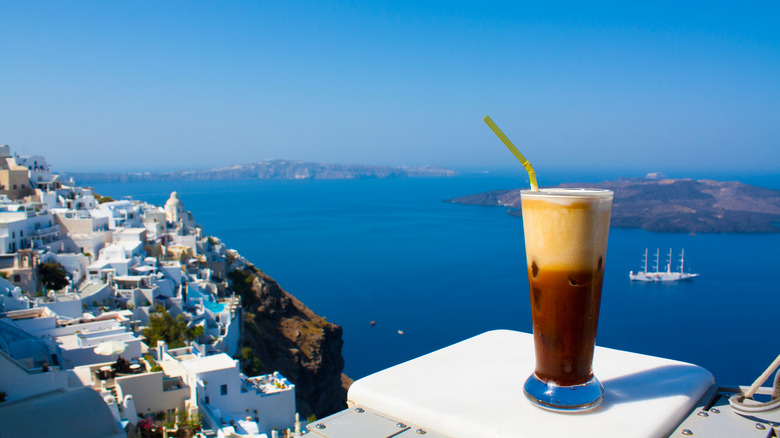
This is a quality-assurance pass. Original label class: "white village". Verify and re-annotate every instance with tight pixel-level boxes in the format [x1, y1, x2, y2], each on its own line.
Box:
[0, 145, 302, 438]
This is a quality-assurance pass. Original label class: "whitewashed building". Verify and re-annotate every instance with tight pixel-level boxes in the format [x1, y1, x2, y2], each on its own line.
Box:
[34, 290, 83, 319]
[2, 308, 143, 368]
[141, 205, 167, 239]
[90, 200, 143, 230]
[114, 370, 190, 420]
[57, 185, 98, 211]
[0, 210, 60, 254]
[14, 153, 56, 191]
[53, 252, 91, 286]
[0, 306, 126, 437]
[159, 346, 296, 438]
[0, 146, 36, 200]
[54, 209, 111, 257]
[0, 274, 31, 312]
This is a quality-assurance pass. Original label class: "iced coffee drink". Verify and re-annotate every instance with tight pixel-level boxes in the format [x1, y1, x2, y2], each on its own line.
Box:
[521, 188, 613, 411]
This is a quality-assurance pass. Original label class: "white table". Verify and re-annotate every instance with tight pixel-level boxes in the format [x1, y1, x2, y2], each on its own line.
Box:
[348, 330, 715, 438]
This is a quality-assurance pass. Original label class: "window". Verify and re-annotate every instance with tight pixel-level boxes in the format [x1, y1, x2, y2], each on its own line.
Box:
[220, 384, 228, 396]
[13, 275, 20, 282]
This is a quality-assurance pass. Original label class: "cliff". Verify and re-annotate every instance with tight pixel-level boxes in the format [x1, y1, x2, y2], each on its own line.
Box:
[446, 177, 780, 233]
[228, 264, 352, 419]
[62, 159, 457, 183]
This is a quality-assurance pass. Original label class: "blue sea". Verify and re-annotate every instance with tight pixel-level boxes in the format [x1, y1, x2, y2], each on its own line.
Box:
[91, 170, 780, 387]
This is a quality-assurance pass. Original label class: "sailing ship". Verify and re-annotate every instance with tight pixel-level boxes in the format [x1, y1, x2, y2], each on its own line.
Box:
[629, 248, 699, 282]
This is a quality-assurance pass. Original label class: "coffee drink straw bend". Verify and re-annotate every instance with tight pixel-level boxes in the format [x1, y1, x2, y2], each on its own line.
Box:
[483, 115, 538, 191]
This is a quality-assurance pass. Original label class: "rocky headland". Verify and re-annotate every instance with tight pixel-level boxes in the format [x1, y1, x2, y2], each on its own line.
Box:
[227, 260, 351, 419]
[63, 159, 457, 183]
[446, 177, 780, 233]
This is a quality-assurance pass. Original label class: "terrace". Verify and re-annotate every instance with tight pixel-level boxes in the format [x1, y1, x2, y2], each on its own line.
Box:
[240, 371, 292, 395]
[0, 318, 57, 372]
[73, 357, 147, 392]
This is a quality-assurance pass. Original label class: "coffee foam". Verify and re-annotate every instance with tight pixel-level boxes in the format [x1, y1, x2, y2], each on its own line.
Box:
[521, 190, 612, 271]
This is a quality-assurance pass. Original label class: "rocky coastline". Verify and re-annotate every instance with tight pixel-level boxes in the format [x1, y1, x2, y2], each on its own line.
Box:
[446, 177, 780, 233]
[62, 159, 457, 183]
[227, 259, 351, 419]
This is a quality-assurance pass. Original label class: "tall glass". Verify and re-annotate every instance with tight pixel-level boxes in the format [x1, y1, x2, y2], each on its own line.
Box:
[520, 188, 613, 411]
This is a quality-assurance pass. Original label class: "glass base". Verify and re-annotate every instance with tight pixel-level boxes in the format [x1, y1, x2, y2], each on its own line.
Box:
[523, 373, 604, 412]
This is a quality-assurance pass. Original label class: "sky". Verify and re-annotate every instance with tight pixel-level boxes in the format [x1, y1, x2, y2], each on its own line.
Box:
[1, 1, 779, 174]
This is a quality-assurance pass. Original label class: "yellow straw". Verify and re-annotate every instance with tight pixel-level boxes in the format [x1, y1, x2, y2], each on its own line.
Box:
[483, 115, 538, 191]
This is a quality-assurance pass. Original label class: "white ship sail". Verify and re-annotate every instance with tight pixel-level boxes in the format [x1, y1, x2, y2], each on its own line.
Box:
[629, 248, 699, 282]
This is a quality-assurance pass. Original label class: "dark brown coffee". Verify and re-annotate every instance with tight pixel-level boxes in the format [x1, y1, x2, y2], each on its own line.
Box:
[528, 266, 604, 386]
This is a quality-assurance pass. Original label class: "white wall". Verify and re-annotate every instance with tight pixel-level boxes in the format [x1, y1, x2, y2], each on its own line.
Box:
[64, 231, 111, 258]
[160, 262, 183, 286]
[10, 314, 58, 332]
[0, 350, 68, 402]
[154, 278, 175, 299]
[54, 253, 90, 285]
[0, 293, 31, 311]
[0, 212, 29, 254]
[172, 234, 198, 254]
[211, 309, 241, 358]
[253, 386, 296, 435]
[36, 295, 83, 319]
[189, 356, 296, 435]
[80, 282, 113, 308]
[115, 371, 190, 417]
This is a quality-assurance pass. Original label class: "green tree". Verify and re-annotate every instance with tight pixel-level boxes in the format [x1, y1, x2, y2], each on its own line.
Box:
[37, 262, 69, 291]
[186, 324, 204, 342]
[93, 193, 115, 204]
[240, 346, 264, 376]
[143, 305, 201, 348]
[228, 268, 257, 308]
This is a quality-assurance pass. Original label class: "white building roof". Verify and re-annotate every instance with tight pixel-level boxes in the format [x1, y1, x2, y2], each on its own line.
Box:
[0, 387, 125, 438]
[115, 240, 142, 253]
[113, 275, 146, 281]
[0, 211, 28, 224]
[56, 328, 136, 352]
[78, 282, 107, 296]
[179, 353, 237, 375]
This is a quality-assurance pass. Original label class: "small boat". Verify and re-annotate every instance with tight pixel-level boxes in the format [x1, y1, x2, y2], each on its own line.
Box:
[629, 248, 699, 282]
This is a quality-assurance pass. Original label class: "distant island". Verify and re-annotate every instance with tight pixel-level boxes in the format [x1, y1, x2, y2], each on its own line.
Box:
[62, 159, 458, 183]
[446, 176, 780, 233]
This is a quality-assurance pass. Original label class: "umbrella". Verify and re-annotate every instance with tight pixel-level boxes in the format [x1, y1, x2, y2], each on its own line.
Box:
[94, 340, 128, 356]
